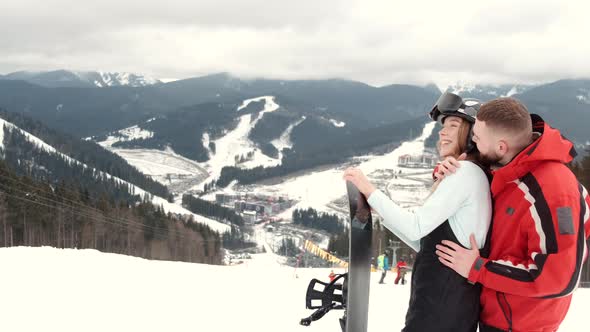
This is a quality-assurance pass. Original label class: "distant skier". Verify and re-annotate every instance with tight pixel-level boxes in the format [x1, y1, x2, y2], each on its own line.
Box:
[377, 252, 389, 284]
[394, 258, 407, 285]
[328, 270, 336, 282]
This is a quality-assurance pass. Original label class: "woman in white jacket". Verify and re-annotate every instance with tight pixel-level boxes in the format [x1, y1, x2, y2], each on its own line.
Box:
[343, 92, 492, 332]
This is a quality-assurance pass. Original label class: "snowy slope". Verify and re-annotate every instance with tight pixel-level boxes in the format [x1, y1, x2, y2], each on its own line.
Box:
[1, 246, 588, 332]
[202, 96, 282, 182]
[202, 121, 436, 220]
[97, 96, 307, 191]
[1, 117, 80, 164]
[271, 116, 306, 160]
[0, 118, 228, 233]
[0, 118, 5, 151]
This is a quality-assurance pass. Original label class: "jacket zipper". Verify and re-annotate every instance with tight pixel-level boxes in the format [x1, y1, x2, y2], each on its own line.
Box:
[496, 291, 513, 332]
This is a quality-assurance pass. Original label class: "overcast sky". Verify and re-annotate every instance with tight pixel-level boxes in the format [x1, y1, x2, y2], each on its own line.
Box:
[1, 0, 589, 87]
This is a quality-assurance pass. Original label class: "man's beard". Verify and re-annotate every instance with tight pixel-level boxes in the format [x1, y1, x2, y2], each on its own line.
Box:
[479, 151, 504, 169]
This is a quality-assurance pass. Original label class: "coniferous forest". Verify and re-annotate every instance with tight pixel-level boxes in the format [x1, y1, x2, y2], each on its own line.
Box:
[1, 110, 171, 200]
[181, 194, 245, 226]
[181, 195, 257, 250]
[292, 208, 344, 235]
[0, 159, 222, 264]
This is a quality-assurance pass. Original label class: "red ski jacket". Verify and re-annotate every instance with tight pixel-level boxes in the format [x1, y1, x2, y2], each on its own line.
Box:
[467, 115, 590, 332]
[396, 261, 407, 272]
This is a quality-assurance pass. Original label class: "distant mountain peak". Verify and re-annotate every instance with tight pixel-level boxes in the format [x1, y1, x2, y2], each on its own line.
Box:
[91, 71, 160, 87]
[445, 82, 536, 100]
[1, 69, 161, 88]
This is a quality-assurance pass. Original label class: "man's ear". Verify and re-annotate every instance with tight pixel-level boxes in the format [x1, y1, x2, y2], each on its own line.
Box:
[497, 140, 509, 156]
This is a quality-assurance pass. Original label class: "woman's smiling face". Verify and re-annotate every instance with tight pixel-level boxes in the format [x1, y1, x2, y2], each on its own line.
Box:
[438, 115, 466, 158]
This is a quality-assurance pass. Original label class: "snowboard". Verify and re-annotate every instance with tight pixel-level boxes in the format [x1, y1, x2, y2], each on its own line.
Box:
[300, 182, 372, 332]
[342, 181, 373, 332]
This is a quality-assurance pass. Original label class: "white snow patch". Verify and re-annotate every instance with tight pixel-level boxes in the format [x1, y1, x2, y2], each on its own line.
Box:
[329, 119, 346, 127]
[119, 72, 130, 86]
[0, 118, 5, 151]
[450, 82, 476, 94]
[237, 96, 274, 112]
[202, 132, 211, 156]
[98, 125, 154, 148]
[100, 71, 113, 86]
[138, 74, 159, 85]
[505, 86, 520, 97]
[270, 116, 306, 160]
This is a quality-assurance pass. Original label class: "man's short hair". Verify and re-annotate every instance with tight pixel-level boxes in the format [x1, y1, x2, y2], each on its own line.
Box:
[477, 97, 532, 135]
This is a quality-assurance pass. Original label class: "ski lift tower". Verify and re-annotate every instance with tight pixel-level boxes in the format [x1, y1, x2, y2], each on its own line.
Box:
[388, 239, 403, 263]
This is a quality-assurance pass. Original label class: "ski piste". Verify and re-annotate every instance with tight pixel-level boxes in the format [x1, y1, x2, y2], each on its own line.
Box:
[300, 181, 373, 332]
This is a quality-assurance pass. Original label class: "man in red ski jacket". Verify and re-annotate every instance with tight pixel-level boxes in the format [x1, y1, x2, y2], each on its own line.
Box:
[434, 98, 590, 332]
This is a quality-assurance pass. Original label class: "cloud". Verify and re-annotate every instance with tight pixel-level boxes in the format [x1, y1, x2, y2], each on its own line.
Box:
[0, 0, 589, 87]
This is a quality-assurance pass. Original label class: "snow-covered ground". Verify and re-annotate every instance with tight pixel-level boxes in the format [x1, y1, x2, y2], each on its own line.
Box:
[108, 147, 205, 178]
[1, 246, 588, 332]
[104, 147, 208, 192]
[95, 124, 209, 193]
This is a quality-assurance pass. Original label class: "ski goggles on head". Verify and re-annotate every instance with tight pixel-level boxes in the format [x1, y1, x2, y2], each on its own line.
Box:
[429, 92, 478, 122]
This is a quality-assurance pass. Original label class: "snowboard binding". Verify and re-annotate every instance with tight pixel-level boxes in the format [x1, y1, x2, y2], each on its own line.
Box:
[300, 273, 348, 329]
